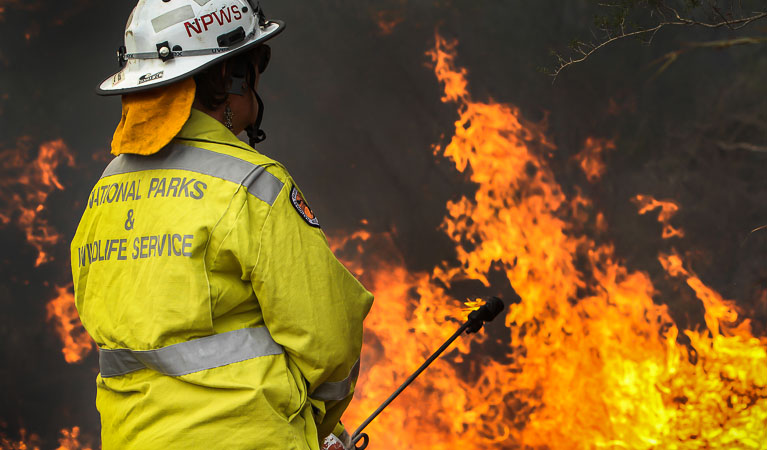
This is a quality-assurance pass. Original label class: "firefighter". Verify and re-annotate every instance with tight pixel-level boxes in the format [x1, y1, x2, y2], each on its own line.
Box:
[71, 1, 372, 449]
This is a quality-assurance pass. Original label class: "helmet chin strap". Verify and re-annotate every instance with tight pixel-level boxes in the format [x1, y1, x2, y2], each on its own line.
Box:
[246, 93, 266, 146]
[227, 59, 267, 146]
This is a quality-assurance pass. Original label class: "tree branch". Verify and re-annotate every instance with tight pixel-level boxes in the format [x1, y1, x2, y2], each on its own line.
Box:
[550, 9, 767, 82]
[648, 35, 767, 78]
[716, 141, 767, 153]
[551, 23, 664, 81]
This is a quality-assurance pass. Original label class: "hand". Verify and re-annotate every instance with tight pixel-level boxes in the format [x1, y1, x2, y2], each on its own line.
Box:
[321, 429, 353, 450]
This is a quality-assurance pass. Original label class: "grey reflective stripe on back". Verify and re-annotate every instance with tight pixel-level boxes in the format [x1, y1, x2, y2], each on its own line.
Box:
[99, 327, 283, 378]
[151, 5, 196, 33]
[311, 359, 360, 402]
[101, 144, 283, 205]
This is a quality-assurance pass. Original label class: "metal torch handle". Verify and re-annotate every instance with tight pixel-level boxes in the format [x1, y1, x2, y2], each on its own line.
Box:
[351, 323, 470, 449]
[350, 296, 506, 449]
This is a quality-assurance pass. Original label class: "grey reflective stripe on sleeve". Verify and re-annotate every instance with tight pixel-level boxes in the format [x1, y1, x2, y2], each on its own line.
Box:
[311, 359, 361, 402]
[101, 144, 283, 205]
[151, 5, 196, 33]
[99, 327, 283, 378]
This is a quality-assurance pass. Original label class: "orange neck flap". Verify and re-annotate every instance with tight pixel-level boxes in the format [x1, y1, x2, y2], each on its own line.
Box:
[111, 77, 197, 156]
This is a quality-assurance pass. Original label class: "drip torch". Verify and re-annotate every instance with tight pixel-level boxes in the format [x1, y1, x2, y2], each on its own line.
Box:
[341, 296, 507, 450]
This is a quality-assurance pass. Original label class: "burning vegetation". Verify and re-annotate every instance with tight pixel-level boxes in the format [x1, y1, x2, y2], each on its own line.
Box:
[45, 284, 94, 364]
[335, 34, 767, 448]
[1, 17, 765, 449]
[574, 137, 615, 183]
[633, 195, 685, 240]
[373, 10, 404, 35]
[0, 138, 75, 266]
[0, 427, 94, 450]
[0, 137, 94, 366]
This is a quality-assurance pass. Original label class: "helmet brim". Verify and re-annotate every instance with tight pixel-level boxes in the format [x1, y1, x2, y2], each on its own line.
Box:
[96, 20, 285, 96]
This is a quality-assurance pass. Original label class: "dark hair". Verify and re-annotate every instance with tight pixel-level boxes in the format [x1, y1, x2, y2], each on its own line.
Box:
[193, 59, 235, 111]
[193, 46, 269, 110]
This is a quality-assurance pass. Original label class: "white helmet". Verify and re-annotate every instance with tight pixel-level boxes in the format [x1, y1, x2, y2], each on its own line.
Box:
[97, 0, 284, 95]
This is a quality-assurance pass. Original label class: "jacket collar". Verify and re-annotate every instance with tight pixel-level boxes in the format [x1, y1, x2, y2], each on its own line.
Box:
[175, 108, 255, 153]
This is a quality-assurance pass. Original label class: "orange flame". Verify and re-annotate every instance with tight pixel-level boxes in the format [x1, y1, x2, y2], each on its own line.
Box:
[0, 427, 93, 450]
[633, 194, 685, 239]
[374, 10, 404, 35]
[45, 284, 94, 364]
[0, 138, 75, 266]
[659, 252, 750, 338]
[574, 137, 615, 182]
[0, 429, 41, 450]
[340, 33, 767, 448]
[0, 0, 42, 21]
[53, 427, 93, 450]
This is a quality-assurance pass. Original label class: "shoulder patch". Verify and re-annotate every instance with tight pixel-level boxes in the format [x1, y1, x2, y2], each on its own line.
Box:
[290, 186, 320, 228]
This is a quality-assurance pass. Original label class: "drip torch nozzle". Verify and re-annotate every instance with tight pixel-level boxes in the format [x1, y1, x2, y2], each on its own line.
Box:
[465, 296, 505, 334]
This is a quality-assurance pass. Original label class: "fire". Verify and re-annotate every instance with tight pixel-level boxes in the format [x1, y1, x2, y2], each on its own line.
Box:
[0, 0, 40, 20]
[0, 429, 41, 450]
[633, 194, 685, 239]
[461, 298, 486, 313]
[574, 137, 615, 182]
[45, 284, 94, 364]
[0, 427, 93, 450]
[374, 10, 404, 35]
[53, 427, 93, 450]
[660, 252, 750, 339]
[0, 138, 75, 266]
[339, 33, 767, 448]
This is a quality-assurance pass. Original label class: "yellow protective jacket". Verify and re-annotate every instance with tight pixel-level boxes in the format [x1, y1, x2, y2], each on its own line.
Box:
[71, 109, 374, 450]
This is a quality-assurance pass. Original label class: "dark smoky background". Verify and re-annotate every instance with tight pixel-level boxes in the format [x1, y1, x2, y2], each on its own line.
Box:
[0, 0, 765, 447]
